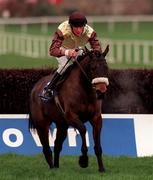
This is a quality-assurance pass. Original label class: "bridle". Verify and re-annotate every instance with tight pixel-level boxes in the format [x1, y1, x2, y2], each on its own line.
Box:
[54, 49, 109, 115]
[74, 50, 109, 88]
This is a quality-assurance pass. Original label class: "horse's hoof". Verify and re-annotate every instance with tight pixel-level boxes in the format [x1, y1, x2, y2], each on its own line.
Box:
[79, 155, 88, 168]
[99, 167, 105, 173]
[54, 165, 59, 168]
[49, 164, 54, 169]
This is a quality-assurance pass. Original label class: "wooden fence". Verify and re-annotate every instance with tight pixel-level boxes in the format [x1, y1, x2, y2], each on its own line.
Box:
[0, 33, 153, 65]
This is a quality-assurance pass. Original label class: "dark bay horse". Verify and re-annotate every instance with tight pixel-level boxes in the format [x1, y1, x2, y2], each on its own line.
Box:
[29, 46, 109, 173]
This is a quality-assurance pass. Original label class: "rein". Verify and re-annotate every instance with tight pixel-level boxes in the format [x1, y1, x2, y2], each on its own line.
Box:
[58, 55, 90, 83]
[54, 55, 92, 117]
[74, 56, 91, 84]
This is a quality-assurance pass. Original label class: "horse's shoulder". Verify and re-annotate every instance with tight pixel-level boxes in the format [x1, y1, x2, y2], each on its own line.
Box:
[32, 74, 52, 93]
[37, 74, 51, 84]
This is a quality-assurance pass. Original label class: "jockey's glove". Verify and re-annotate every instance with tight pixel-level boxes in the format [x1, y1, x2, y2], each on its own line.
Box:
[65, 49, 78, 58]
[77, 49, 84, 56]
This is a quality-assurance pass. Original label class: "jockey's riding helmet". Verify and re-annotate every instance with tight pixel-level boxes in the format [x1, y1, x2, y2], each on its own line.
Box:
[69, 11, 87, 27]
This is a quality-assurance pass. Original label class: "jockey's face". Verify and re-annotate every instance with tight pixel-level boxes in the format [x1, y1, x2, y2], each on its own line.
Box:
[72, 26, 84, 37]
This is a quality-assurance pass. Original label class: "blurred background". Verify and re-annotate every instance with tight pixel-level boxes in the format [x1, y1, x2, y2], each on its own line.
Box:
[0, 0, 153, 69]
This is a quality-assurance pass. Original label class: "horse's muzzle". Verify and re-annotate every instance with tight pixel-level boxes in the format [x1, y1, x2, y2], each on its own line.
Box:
[92, 77, 109, 93]
[93, 83, 107, 99]
[92, 77, 109, 99]
[94, 82, 108, 93]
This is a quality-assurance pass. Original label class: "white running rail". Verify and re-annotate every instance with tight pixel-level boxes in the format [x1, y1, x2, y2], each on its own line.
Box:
[0, 33, 153, 65]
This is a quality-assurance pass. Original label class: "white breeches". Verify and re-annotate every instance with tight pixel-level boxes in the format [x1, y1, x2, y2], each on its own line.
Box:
[56, 56, 72, 74]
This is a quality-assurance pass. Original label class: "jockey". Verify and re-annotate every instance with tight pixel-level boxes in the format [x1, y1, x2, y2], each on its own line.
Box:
[41, 11, 102, 101]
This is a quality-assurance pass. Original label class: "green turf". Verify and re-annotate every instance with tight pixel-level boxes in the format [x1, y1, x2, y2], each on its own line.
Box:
[0, 154, 153, 180]
[1, 53, 153, 69]
[2, 22, 153, 40]
[0, 54, 58, 69]
[94, 22, 153, 40]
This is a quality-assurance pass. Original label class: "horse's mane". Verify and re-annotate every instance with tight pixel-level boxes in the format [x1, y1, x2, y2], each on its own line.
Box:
[75, 49, 101, 65]
[77, 48, 104, 62]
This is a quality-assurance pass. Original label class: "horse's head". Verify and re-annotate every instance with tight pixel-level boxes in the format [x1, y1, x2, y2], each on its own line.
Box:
[85, 46, 109, 98]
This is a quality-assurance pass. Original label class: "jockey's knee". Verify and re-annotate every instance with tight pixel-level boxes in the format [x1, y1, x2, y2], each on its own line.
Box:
[57, 65, 69, 74]
[57, 57, 70, 74]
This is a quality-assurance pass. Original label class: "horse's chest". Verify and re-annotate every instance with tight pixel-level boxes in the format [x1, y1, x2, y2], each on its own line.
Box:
[77, 104, 96, 121]
[80, 103, 95, 114]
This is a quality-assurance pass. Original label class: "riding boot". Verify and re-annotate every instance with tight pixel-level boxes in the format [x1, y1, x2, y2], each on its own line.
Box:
[40, 72, 61, 101]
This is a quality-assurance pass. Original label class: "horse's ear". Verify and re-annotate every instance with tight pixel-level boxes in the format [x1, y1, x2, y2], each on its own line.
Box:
[102, 45, 109, 57]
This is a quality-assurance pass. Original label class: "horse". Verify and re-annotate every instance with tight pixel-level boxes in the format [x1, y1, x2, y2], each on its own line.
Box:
[29, 46, 109, 173]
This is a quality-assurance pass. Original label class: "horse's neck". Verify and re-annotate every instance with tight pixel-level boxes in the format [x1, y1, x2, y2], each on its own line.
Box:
[68, 67, 82, 84]
[68, 63, 92, 91]
[59, 59, 96, 105]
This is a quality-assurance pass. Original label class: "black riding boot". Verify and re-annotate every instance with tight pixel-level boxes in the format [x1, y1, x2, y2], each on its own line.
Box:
[40, 72, 61, 101]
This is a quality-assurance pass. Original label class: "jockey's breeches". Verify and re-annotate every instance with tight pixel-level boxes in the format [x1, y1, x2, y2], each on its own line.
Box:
[56, 56, 73, 74]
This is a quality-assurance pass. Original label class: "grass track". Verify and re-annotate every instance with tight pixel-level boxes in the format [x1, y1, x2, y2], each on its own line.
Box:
[1, 154, 153, 180]
[3, 22, 153, 40]
[1, 54, 153, 69]
[0, 54, 57, 69]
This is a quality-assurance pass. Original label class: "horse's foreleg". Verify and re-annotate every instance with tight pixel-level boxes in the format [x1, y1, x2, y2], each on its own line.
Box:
[37, 126, 54, 169]
[92, 115, 105, 173]
[66, 112, 88, 168]
[54, 125, 68, 168]
[78, 126, 88, 168]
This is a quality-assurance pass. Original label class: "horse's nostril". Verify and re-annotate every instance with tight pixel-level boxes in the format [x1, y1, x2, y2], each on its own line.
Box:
[93, 83, 107, 93]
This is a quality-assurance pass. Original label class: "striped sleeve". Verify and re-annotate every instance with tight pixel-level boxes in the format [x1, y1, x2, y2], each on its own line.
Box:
[49, 29, 65, 57]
